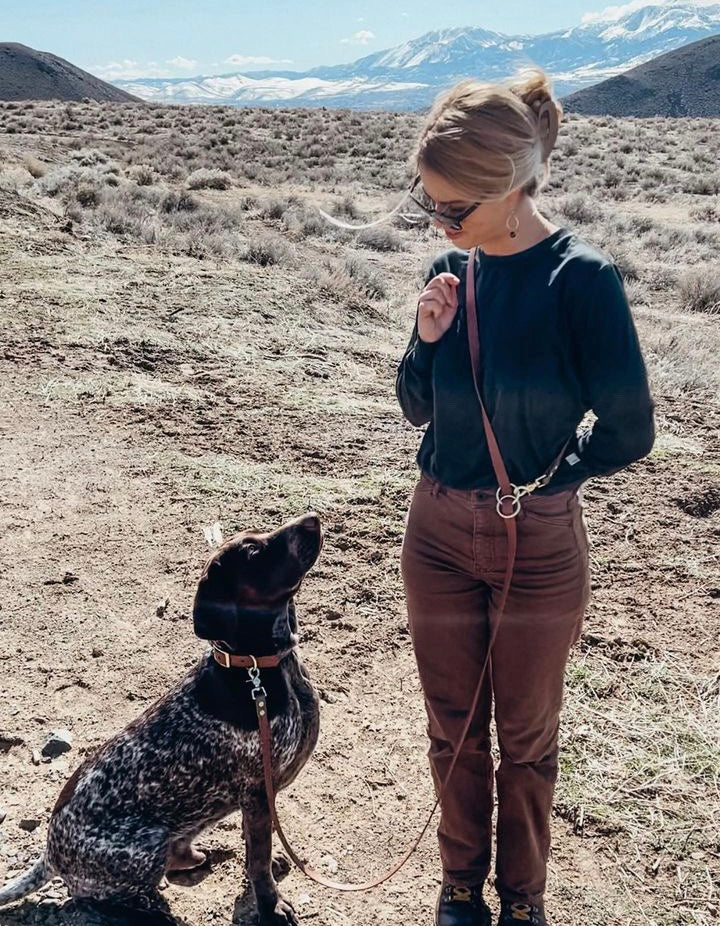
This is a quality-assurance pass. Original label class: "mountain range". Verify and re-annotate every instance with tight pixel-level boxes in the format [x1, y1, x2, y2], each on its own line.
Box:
[112, 3, 720, 110]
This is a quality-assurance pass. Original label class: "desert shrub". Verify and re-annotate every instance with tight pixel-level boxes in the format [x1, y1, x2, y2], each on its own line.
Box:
[0, 168, 33, 192]
[159, 190, 198, 213]
[356, 225, 404, 252]
[678, 267, 720, 314]
[95, 188, 153, 236]
[243, 235, 294, 266]
[556, 193, 599, 225]
[331, 194, 361, 220]
[186, 168, 232, 190]
[603, 168, 623, 188]
[278, 203, 337, 239]
[23, 156, 47, 179]
[344, 254, 386, 299]
[126, 164, 156, 186]
[642, 225, 692, 255]
[74, 184, 101, 207]
[684, 174, 720, 196]
[690, 203, 720, 223]
[71, 148, 108, 167]
[607, 245, 641, 283]
[238, 194, 259, 210]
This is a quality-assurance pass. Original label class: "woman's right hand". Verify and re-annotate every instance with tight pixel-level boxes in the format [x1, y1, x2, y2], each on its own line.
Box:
[417, 272, 460, 343]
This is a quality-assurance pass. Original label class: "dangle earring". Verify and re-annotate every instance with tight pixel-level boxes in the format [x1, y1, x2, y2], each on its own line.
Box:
[506, 211, 519, 239]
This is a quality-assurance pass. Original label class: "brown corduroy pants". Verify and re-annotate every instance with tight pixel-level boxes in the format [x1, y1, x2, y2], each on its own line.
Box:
[400, 473, 590, 905]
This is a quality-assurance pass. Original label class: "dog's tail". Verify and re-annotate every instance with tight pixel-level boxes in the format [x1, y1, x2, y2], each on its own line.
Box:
[0, 856, 51, 905]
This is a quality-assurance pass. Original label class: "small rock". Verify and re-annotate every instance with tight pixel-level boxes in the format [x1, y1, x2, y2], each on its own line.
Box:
[91, 647, 104, 658]
[156, 597, 170, 617]
[320, 854, 339, 874]
[41, 730, 73, 759]
[32, 749, 42, 765]
[19, 819, 40, 832]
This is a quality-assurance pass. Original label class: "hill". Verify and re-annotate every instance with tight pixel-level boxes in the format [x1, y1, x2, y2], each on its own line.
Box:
[562, 33, 720, 116]
[0, 43, 138, 102]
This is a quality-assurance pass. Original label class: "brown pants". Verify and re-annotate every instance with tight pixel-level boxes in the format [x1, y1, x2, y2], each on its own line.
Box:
[400, 473, 590, 905]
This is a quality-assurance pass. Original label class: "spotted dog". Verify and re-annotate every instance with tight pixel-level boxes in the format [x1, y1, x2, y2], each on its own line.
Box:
[0, 513, 323, 925]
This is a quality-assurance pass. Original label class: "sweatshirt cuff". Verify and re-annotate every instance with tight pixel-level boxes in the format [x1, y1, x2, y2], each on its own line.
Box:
[411, 336, 437, 371]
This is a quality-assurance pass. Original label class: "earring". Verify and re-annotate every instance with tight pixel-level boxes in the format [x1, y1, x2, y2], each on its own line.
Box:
[506, 212, 519, 239]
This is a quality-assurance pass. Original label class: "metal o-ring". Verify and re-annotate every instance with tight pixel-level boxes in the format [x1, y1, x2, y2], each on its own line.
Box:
[496, 494, 521, 519]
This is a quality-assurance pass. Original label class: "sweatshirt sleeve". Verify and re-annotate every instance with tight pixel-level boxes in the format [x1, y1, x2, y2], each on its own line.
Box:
[395, 259, 442, 427]
[395, 316, 437, 426]
[559, 261, 655, 482]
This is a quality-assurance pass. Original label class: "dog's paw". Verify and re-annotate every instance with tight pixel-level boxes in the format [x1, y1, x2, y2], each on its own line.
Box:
[257, 896, 299, 926]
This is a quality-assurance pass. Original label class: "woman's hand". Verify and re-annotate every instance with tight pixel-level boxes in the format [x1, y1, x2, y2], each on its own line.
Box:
[417, 272, 460, 344]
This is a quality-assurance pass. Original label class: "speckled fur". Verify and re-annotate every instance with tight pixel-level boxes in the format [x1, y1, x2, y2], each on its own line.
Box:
[45, 650, 319, 898]
[0, 513, 323, 926]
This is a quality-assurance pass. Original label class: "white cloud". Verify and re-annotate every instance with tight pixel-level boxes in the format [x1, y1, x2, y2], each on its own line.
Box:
[167, 56, 198, 70]
[90, 59, 158, 80]
[91, 56, 200, 80]
[224, 54, 293, 68]
[340, 29, 376, 45]
[582, 0, 719, 24]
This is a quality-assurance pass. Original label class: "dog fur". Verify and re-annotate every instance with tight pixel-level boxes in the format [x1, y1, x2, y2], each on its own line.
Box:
[0, 513, 323, 925]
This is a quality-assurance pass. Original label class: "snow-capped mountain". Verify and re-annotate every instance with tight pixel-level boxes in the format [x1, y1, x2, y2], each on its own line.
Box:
[112, 3, 720, 109]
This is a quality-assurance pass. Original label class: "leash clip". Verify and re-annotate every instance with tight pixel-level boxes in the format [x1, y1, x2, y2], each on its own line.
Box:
[247, 661, 268, 700]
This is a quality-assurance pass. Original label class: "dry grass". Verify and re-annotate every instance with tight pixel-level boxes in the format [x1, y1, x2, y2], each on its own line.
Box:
[0, 99, 719, 925]
[558, 647, 720, 923]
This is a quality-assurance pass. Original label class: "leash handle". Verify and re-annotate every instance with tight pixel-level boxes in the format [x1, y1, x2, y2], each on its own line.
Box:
[250, 249, 518, 892]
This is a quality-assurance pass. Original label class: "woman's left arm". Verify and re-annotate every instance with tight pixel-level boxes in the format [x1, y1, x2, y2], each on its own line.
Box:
[563, 261, 655, 481]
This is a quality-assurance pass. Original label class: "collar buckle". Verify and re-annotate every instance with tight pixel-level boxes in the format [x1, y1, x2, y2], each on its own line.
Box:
[213, 646, 232, 669]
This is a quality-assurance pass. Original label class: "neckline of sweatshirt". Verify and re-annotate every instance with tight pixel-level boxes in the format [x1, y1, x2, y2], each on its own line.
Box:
[473, 226, 570, 265]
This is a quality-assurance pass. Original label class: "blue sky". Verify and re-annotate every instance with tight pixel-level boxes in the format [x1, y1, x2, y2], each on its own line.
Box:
[0, 0, 696, 80]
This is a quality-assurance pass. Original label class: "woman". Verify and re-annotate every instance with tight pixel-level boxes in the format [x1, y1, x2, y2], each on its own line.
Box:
[396, 70, 655, 926]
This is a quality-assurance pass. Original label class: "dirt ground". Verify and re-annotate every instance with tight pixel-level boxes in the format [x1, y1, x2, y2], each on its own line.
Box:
[0, 124, 718, 926]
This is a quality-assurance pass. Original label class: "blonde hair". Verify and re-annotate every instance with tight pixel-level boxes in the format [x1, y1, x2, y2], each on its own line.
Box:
[318, 67, 562, 229]
[413, 67, 563, 202]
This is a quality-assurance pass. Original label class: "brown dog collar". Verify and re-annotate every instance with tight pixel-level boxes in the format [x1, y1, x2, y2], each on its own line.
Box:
[211, 644, 290, 670]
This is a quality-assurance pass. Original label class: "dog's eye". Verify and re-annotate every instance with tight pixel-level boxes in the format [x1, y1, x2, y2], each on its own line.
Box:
[244, 541, 262, 558]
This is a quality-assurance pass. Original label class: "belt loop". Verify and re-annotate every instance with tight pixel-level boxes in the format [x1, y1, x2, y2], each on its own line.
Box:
[430, 480, 440, 498]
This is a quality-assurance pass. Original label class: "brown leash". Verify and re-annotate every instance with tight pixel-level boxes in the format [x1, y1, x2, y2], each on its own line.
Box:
[219, 246, 565, 891]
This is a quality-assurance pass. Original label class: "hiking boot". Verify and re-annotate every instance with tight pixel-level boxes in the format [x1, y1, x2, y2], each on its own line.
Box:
[435, 883, 492, 926]
[498, 901, 547, 925]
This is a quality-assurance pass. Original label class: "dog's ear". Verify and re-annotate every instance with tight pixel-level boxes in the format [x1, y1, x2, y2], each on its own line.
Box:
[192, 550, 239, 640]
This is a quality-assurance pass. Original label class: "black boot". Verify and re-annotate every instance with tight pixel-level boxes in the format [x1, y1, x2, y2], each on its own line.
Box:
[435, 883, 492, 926]
[498, 901, 547, 925]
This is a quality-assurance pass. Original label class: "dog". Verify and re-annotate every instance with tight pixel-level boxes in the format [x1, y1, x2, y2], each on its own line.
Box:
[0, 512, 323, 925]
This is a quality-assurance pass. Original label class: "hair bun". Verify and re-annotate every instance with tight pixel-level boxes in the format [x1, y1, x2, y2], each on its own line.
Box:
[535, 98, 560, 161]
[508, 69, 562, 161]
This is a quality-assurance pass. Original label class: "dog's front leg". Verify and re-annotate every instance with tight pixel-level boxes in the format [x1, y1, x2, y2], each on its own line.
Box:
[243, 798, 298, 926]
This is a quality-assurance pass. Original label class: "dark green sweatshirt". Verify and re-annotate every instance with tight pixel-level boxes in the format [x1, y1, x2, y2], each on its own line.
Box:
[395, 226, 655, 493]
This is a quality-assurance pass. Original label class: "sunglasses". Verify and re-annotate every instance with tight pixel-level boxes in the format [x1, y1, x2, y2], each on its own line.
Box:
[407, 174, 483, 231]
